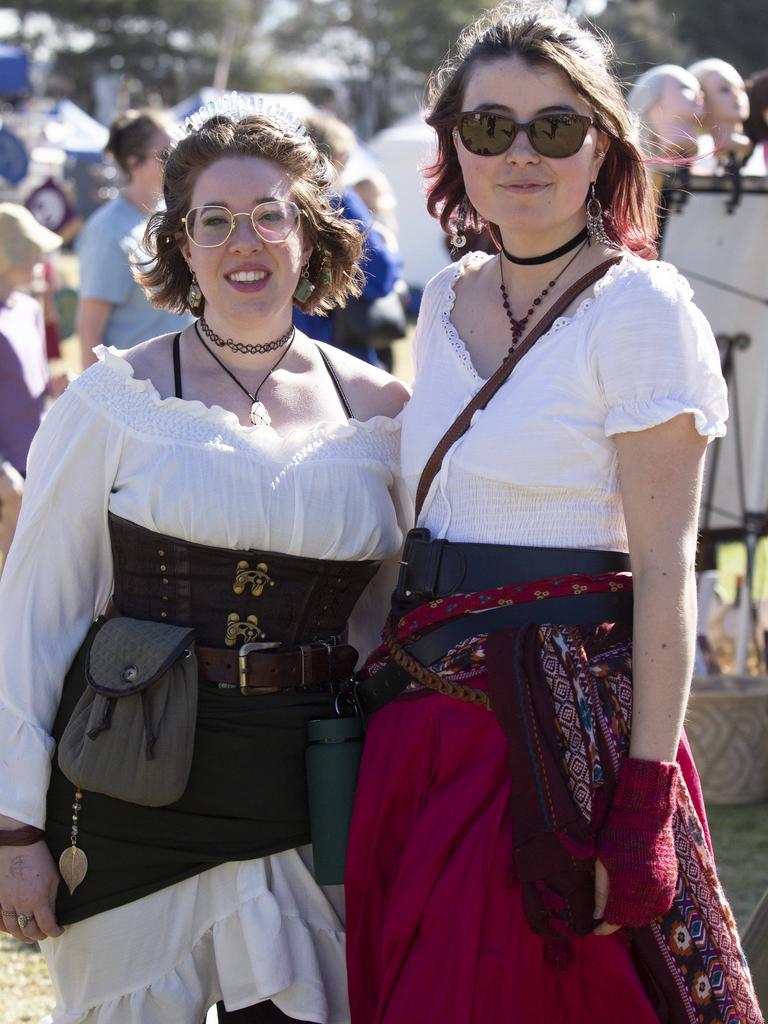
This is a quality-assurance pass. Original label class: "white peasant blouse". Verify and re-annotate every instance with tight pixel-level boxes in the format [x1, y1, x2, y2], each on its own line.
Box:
[0, 347, 403, 1024]
[401, 252, 728, 549]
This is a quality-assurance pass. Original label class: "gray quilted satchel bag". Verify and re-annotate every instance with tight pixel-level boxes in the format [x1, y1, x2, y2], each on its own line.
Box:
[58, 617, 198, 806]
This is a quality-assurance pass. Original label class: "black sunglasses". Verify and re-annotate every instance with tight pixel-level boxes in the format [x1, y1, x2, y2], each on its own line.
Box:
[455, 111, 595, 158]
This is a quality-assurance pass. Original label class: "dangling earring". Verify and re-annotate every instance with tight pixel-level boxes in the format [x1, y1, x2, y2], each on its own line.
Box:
[293, 261, 316, 304]
[586, 182, 608, 245]
[187, 271, 203, 315]
[450, 196, 468, 258]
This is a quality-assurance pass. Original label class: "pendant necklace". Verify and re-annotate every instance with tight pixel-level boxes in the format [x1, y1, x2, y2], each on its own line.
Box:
[499, 239, 587, 351]
[194, 320, 295, 427]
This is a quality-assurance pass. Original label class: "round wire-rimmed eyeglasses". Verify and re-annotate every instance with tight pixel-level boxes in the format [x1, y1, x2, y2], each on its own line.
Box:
[182, 200, 301, 247]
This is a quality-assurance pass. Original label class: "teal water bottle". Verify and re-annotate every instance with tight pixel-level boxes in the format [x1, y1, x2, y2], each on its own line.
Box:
[306, 716, 364, 885]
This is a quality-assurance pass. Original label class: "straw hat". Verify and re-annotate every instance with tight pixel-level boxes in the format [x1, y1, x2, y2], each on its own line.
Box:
[0, 203, 62, 276]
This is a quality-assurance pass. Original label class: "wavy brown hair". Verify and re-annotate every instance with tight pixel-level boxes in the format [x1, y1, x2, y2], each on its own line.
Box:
[136, 114, 364, 316]
[424, 2, 658, 259]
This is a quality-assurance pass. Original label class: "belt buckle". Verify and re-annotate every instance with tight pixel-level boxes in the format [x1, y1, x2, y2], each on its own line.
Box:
[238, 640, 283, 696]
[395, 527, 433, 603]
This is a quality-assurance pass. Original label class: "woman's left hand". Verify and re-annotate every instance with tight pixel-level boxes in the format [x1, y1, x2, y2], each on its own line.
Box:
[592, 858, 621, 936]
[47, 373, 71, 400]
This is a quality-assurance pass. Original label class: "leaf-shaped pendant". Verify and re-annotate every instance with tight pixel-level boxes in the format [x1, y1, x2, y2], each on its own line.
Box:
[59, 845, 88, 895]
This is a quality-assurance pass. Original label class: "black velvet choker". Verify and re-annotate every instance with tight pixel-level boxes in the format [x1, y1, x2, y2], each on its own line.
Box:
[500, 226, 588, 265]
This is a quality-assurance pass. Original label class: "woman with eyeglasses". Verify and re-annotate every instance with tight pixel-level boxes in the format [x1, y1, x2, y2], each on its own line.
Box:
[344, 5, 760, 1023]
[0, 112, 407, 1023]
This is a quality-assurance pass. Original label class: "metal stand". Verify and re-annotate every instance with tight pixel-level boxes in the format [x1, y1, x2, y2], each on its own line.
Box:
[659, 172, 768, 673]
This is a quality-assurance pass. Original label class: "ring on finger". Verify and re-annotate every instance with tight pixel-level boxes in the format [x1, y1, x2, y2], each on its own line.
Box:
[16, 912, 34, 929]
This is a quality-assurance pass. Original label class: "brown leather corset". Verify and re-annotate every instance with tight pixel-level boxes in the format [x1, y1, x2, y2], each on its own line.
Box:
[109, 513, 380, 648]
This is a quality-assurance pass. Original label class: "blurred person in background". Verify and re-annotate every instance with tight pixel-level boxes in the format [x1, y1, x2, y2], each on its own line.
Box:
[40, 258, 62, 360]
[350, 170, 400, 250]
[76, 109, 191, 368]
[295, 112, 402, 366]
[0, 204, 68, 567]
[349, 171, 410, 373]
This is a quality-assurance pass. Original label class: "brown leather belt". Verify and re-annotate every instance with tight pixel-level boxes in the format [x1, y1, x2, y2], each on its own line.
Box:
[196, 639, 358, 695]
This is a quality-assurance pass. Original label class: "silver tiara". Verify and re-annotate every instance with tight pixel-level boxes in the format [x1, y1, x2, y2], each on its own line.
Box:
[169, 91, 307, 145]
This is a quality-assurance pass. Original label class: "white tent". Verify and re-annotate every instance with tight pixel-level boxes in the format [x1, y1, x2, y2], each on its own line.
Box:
[367, 115, 448, 291]
[49, 99, 109, 160]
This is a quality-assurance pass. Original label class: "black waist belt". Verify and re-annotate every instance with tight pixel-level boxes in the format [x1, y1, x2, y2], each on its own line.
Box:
[394, 529, 630, 604]
[360, 537, 633, 716]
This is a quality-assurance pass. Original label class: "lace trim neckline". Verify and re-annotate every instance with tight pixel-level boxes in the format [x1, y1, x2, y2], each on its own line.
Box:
[90, 345, 401, 445]
[441, 250, 629, 382]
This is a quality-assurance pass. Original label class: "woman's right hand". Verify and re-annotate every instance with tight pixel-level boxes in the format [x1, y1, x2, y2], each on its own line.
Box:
[0, 460, 23, 498]
[0, 826, 63, 943]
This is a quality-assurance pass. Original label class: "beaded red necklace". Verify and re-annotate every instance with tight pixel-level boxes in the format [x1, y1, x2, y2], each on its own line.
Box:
[499, 240, 588, 351]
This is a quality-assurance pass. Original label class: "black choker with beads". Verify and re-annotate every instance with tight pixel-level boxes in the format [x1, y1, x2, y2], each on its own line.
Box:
[500, 226, 588, 266]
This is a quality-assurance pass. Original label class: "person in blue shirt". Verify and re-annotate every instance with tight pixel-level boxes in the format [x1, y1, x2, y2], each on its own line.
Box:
[295, 112, 401, 365]
[76, 110, 191, 367]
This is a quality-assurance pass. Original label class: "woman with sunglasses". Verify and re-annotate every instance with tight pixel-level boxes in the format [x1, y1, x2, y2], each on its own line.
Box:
[0, 111, 407, 1023]
[345, 5, 760, 1023]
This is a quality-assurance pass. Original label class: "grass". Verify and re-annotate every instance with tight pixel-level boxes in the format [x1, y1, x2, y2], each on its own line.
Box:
[709, 803, 768, 928]
[0, 935, 56, 1023]
[2, 802, 765, 1024]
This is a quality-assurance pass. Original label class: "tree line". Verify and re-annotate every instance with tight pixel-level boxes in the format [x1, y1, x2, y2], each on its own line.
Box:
[13, 0, 767, 135]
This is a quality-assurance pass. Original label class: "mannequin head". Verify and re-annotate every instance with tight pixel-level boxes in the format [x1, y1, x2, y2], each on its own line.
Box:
[688, 59, 750, 155]
[628, 65, 703, 159]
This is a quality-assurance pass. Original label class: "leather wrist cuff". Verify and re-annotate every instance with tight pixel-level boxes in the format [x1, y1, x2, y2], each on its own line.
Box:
[0, 826, 45, 846]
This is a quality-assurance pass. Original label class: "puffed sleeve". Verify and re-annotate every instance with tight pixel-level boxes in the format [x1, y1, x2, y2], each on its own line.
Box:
[0, 385, 124, 826]
[590, 261, 728, 439]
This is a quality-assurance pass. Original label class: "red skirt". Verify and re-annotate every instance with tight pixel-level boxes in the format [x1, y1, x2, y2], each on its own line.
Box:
[345, 684, 710, 1024]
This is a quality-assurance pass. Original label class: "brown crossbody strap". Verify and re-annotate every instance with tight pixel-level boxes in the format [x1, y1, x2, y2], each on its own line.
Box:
[413, 256, 623, 523]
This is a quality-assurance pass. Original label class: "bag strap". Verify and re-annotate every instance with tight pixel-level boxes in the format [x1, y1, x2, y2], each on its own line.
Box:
[172, 332, 183, 399]
[413, 256, 623, 524]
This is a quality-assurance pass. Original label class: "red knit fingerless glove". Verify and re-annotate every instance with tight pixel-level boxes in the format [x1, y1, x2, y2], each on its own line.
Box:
[596, 758, 680, 928]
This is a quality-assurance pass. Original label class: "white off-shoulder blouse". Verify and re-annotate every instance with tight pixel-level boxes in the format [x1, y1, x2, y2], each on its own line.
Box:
[401, 252, 728, 550]
[0, 347, 403, 1023]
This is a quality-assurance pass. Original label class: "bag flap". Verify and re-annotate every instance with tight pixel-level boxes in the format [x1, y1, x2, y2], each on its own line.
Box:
[85, 617, 195, 696]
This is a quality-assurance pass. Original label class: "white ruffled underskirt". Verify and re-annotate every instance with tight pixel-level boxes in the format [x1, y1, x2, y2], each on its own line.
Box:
[38, 847, 348, 1024]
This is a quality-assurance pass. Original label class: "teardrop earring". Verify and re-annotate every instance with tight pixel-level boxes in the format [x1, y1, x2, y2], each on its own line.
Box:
[586, 183, 609, 245]
[187, 271, 203, 315]
[450, 196, 469, 258]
